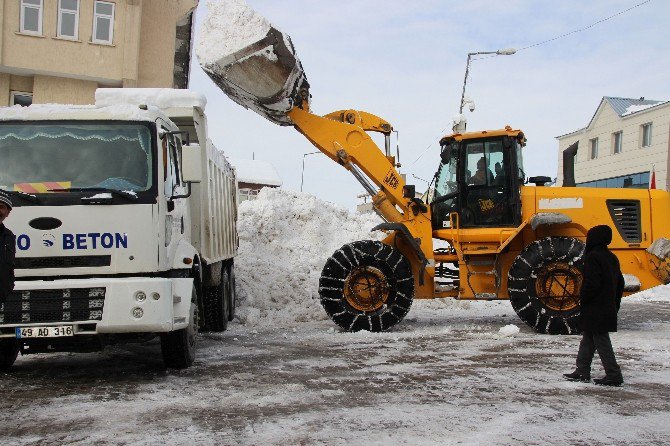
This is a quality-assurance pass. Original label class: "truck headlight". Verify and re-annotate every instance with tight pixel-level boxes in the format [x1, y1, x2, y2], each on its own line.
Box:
[151, 292, 160, 301]
[135, 291, 147, 302]
[132, 307, 144, 319]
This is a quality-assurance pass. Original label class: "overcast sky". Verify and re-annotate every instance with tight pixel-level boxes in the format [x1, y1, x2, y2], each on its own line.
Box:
[189, 0, 669, 210]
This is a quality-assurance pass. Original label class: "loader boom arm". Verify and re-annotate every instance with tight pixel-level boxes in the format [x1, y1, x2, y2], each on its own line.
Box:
[288, 105, 429, 225]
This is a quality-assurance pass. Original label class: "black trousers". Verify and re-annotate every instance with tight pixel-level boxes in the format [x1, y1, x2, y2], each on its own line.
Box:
[576, 331, 623, 380]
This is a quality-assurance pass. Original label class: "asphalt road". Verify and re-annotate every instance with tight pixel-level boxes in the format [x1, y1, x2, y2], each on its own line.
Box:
[1, 300, 669, 445]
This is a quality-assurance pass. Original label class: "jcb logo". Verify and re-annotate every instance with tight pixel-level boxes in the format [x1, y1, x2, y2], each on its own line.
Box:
[384, 170, 400, 190]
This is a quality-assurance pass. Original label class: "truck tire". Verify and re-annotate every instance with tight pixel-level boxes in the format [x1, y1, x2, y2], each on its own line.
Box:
[227, 263, 236, 322]
[201, 265, 230, 332]
[0, 339, 19, 371]
[507, 237, 585, 335]
[161, 285, 198, 369]
[319, 240, 414, 332]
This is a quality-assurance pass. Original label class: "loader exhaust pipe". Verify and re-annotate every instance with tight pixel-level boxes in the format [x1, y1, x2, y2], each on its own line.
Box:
[562, 141, 579, 187]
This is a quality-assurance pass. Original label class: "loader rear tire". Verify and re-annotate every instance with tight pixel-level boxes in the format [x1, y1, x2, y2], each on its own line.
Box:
[319, 240, 414, 332]
[507, 237, 585, 335]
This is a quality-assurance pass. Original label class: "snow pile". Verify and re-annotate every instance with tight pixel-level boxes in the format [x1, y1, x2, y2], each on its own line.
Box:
[626, 284, 670, 302]
[195, 0, 271, 65]
[235, 188, 383, 326]
[498, 324, 520, 337]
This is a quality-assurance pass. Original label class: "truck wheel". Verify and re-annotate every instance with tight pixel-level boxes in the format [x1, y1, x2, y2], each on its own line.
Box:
[319, 240, 414, 332]
[227, 263, 236, 322]
[0, 339, 20, 371]
[507, 237, 585, 335]
[202, 268, 229, 332]
[161, 286, 198, 369]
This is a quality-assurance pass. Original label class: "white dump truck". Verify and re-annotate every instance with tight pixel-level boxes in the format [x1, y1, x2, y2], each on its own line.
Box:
[0, 89, 238, 369]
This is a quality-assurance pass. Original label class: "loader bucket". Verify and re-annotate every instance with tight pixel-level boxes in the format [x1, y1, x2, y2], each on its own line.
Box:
[198, 26, 310, 126]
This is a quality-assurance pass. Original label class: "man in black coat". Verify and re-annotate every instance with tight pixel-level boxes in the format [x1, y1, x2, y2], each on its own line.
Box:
[0, 190, 16, 306]
[564, 224, 625, 386]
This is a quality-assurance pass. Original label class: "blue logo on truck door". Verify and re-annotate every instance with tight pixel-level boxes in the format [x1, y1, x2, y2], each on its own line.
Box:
[16, 233, 128, 251]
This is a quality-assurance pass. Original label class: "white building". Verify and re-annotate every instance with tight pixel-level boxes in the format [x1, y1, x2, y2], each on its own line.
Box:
[556, 97, 670, 189]
[227, 158, 282, 202]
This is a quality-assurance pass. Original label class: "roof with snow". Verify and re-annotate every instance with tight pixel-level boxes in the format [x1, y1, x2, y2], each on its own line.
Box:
[228, 158, 282, 187]
[606, 96, 666, 116]
[556, 96, 669, 139]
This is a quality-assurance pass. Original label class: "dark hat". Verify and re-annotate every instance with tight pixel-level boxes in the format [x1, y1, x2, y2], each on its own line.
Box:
[0, 190, 13, 210]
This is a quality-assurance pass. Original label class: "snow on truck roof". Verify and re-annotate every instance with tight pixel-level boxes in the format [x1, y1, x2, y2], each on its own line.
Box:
[95, 88, 207, 111]
[0, 103, 173, 124]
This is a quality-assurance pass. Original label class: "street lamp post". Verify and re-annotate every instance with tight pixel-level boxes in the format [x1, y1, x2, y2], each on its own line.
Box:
[457, 48, 516, 126]
[300, 151, 321, 192]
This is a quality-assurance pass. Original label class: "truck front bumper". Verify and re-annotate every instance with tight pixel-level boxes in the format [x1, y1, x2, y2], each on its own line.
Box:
[0, 277, 193, 338]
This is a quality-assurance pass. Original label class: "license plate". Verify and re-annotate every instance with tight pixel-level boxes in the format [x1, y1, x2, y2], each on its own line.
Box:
[15, 326, 74, 339]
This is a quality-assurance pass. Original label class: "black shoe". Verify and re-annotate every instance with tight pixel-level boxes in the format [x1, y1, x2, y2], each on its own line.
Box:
[594, 377, 623, 387]
[563, 371, 591, 382]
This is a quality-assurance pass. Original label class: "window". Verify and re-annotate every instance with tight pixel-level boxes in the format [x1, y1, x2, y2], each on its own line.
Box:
[58, 0, 79, 39]
[641, 123, 652, 147]
[10, 91, 33, 107]
[92, 1, 115, 44]
[20, 0, 43, 35]
[589, 138, 598, 159]
[612, 131, 622, 154]
[577, 172, 649, 189]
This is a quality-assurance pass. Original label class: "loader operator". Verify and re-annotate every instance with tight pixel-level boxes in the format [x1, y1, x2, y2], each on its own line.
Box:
[469, 157, 494, 185]
[0, 190, 15, 306]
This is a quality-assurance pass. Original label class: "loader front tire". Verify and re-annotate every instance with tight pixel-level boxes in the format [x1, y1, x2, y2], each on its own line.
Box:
[319, 240, 414, 332]
[507, 237, 584, 335]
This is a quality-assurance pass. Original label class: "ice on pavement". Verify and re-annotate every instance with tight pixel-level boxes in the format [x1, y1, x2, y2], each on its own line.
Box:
[195, 0, 271, 65]
[498, 324, 520, 336]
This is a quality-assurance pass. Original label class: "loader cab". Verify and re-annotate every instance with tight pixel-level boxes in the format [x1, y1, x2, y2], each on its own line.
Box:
[431, 130, 525, 229]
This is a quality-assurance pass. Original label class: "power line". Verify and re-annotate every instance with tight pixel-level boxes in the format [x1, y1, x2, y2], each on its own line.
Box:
[518, 0, 652, 52]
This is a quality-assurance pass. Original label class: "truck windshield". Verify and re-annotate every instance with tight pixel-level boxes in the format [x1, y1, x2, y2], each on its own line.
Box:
[0, 122, 153, 193]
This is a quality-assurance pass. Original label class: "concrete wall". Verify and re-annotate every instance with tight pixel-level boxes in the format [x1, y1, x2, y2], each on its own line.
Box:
[0, 0, 197, 104]
[557, 102, 670, 190]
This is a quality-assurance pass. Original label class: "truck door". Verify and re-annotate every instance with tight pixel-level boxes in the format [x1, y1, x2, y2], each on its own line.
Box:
[162, 134, 188, 257]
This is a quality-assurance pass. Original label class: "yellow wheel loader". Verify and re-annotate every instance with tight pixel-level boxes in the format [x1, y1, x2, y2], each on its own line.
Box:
[197, 11, 670, 334]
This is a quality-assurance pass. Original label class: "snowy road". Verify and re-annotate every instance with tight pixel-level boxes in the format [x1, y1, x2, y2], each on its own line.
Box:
[1, 299, 669, 445]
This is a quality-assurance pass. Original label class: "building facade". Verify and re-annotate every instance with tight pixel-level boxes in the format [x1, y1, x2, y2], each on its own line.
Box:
[556, 97, 670, 190]
[0, 0, 197, 106]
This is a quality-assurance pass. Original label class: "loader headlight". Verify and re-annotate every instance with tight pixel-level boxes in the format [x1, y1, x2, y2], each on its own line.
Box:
[132, 307, 144, 319]
[135, 291, 147, 302]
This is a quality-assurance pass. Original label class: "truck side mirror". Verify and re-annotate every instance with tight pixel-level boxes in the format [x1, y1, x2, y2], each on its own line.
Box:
[182, 144, 202, 183]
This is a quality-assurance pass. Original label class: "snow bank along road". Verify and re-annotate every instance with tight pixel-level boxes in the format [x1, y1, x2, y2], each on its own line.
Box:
[2, 190, 670, 444]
